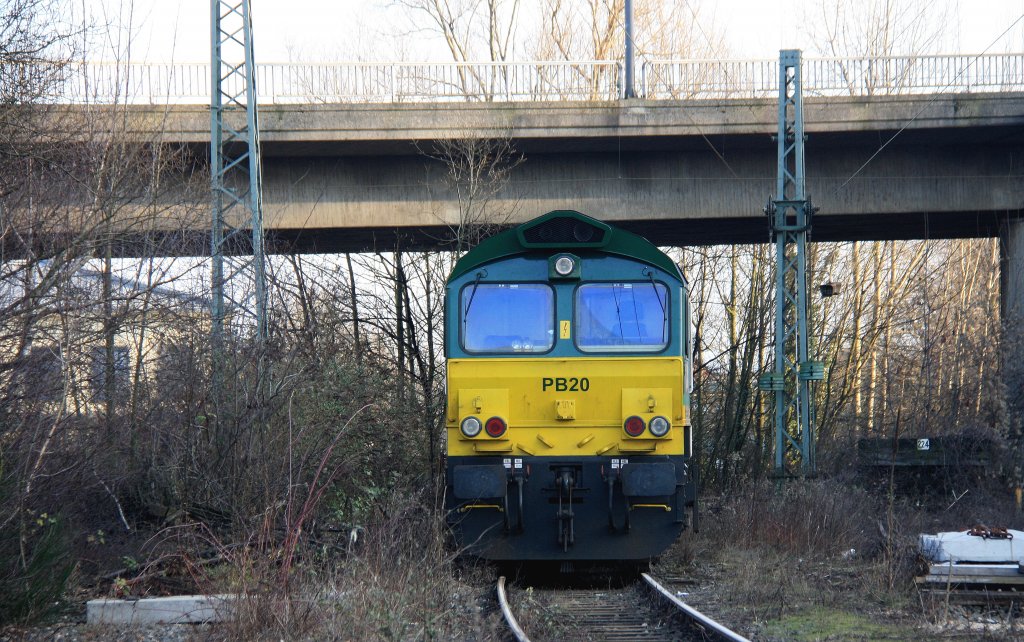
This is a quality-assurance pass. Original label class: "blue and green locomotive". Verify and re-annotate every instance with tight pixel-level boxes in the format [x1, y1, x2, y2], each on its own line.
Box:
[444, 210, 697, 563]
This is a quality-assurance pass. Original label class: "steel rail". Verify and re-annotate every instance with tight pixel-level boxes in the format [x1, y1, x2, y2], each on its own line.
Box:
[496, 576, 530, 642]
[642, 572, 750, 642]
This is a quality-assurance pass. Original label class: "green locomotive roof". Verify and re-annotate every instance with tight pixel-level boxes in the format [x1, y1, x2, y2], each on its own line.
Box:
[448, 210, 682, 282]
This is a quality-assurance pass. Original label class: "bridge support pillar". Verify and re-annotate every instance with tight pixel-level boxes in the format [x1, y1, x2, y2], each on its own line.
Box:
[1000, 217, 1024, 505]
[1003, 219, 1024, 323]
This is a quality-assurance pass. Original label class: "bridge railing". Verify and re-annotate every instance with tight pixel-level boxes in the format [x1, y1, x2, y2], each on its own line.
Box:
[642, 53, 1024, 99]
[52, 60, 625, 104]
[16, 54, 1024, 104]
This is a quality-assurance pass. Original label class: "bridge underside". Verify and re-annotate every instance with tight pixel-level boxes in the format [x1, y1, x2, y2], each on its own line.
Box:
[240, 101, 1024, 252]
[245, 127, 1023, 252]
[33, 208, 1012, 261]
[15, 94, 1024, 255]
[265, 210, 1020, 253]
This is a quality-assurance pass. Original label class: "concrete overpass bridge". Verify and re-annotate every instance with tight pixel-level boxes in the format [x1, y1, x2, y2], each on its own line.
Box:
[72, 56, 1021, 248]
[49, 55, 1024, 312]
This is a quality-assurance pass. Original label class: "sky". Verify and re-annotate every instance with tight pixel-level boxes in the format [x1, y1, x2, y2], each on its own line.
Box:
[89, 0, 1024, 64]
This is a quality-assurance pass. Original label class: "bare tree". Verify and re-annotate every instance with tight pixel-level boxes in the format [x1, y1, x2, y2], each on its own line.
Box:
[419, 135, 524, 251]
[806, 0, 953, 94]
[390, 0, 522, 62]
[808, 0, 951, 58]
[534, 0, 723, 61]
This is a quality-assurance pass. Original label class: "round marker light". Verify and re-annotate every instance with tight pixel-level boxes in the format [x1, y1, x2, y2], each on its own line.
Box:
[460, 416, 482, 438]
[573, 222, 595, 242]
[485, 416, 507, 438]
[554, 255, 575, 276]
[649, 416, 670, 437]
[623, 415, 645, 437]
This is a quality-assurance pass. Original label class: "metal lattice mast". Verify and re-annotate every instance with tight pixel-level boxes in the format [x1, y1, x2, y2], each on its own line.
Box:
[211, 0, 267, 344]
[761, 50, 822, 477]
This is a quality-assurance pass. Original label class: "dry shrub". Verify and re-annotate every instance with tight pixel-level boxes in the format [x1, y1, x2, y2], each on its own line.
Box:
[680, 478, 918, 619]
[327, 494, 500, 640]
[219, 493, 502, 641]
[713, 478, 879, 559]
[687, 476, 954, 616]
[713, 547, 823, 620]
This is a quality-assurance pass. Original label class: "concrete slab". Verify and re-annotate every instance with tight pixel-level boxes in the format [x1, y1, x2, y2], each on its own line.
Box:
[86, 594, 236, 625]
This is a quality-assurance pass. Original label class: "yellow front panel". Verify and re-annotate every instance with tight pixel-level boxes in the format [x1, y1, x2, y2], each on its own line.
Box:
[447, 357, 687, 457]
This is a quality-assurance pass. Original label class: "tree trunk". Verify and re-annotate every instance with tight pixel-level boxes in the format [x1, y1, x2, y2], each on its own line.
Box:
[346, 253, 361, 363]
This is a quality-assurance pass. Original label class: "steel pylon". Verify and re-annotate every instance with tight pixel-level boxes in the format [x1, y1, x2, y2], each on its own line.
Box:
[210, 0, 267, 344]
[760, 50, 822, 477]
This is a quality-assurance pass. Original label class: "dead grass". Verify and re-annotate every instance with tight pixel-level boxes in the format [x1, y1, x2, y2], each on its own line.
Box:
[658, 475, 1024, 641]
[712, 478, 880, 557]
[207, 493, 503, 641]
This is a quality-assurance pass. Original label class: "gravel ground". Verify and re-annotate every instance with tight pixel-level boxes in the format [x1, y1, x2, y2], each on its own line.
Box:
[0, 623, 215, 642]
[0, 603, 219, 642]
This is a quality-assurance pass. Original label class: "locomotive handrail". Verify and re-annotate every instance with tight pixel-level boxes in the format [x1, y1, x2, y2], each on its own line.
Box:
[13, 53, 1024, 104]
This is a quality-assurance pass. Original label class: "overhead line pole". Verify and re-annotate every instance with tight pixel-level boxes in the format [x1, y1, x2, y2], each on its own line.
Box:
[623, 0, 636, 98]
[761, 50, 822, 477]
[210, 0, 268, 348]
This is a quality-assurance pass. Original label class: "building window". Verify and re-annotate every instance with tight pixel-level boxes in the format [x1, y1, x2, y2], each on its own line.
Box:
[90, 345, 130, 403]
[15, 346, 64, 403]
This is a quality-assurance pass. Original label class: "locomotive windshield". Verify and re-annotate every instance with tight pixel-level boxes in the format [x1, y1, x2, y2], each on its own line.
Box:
[575, 282, 669, 352]
[461, 283, 555, 353]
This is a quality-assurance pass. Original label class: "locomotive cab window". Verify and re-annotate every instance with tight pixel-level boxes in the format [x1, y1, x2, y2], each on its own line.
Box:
[461, 283, 555, 353]
[575, 282, 669, 352]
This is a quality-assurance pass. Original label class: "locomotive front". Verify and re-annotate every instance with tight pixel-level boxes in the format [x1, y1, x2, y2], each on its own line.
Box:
[444, 211, 697, 563]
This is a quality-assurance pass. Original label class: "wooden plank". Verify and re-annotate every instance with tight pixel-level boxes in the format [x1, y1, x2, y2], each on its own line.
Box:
[919, 588, 1024, 606]
[917, 575, 1024, 586]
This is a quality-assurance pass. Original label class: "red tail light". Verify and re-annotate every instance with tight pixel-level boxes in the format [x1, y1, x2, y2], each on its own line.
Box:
[624, 415, 645, 437]
[485, 416, 507, 438]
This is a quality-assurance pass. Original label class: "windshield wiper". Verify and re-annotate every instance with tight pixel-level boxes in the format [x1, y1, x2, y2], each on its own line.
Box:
[647, 273, 666, 316]
[462, 271, 484, 324]
[646, 271, 667, 341]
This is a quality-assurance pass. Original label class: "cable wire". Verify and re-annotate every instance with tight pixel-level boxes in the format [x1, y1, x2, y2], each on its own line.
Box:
[831, 13, 1024, 195]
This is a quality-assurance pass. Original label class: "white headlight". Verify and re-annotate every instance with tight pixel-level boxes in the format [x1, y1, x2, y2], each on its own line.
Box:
[554, 255, 575, 276]
[649, 416, 670, 437]
[461, 416, 482, 438]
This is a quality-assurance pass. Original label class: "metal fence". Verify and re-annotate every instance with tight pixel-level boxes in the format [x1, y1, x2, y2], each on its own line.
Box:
[19, 54, 1024, 104]
[53, 60, 625, 104]
[642, 54, 1024, 99]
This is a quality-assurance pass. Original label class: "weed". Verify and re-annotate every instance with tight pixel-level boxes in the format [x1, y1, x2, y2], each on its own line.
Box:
[0, 504, 73, 625]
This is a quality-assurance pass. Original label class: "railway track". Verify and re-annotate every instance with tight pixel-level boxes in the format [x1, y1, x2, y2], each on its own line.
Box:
[497, 573, 749, 641]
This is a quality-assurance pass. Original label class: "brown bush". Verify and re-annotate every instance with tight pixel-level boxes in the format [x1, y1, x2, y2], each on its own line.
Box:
[217, 493, 502, 641]
[711, 478, 880, 559]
